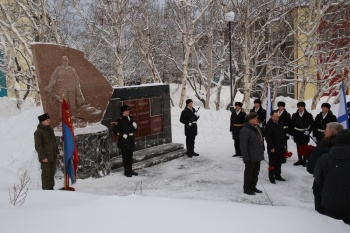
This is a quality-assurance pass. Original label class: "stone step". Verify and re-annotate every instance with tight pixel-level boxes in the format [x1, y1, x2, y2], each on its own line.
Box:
[110, 143, 185, 170]
[112, 148, 187, 173]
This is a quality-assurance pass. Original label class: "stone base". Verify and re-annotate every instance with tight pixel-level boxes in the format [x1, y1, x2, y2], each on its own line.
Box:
[55, 124, 111, 179]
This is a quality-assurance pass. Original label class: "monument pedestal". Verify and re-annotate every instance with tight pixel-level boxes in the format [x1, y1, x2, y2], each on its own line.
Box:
[55, 124, 111, 179]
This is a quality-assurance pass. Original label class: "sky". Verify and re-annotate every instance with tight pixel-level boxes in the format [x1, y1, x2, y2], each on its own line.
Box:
[0, 84, 349, 233]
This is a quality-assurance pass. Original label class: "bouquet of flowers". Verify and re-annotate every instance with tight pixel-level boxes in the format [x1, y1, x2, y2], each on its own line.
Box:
[297, 144, 315, 157]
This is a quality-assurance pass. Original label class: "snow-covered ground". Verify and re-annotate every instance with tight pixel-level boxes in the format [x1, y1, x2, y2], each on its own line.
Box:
[0, 85, 349, 232]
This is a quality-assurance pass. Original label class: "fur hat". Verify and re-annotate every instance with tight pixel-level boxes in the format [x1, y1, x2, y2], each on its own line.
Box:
[297, 101, 306, 107]
[38, 113, 50, 122]
[245, 113, 258, 122]
[254, 99, 262, 105]
[336, 129, 350, 145]
[120, 105, 131, 112]
[186, 99, 193, 105]
[235, 102, 243, 107]
[277, 101, 285, 107]
[321, 103, 331, 109]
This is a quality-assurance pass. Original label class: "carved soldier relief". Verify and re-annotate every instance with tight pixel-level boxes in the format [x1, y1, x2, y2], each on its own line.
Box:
[32, 44, 113, 128]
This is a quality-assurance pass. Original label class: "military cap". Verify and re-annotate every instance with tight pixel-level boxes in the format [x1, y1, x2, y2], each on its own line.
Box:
[186, 99, 193, 105]
[235, 102, 243, 107]
[254, 99, 262, 105]
[120, 105, 131, 112]
[277, 101, 285, 107]
[38, 113, 50, 122]
[321, 103, 331, 109]
[297, 102, 306, 107]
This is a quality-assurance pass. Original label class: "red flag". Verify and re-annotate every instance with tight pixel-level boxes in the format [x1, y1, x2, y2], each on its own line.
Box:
[62, 98, 79, 184]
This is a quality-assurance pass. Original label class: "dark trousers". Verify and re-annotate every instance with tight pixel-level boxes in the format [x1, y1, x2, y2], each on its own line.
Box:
[243, 161, 261, 192]
[186, 136, 196, 153]
[324, 210, 350, 225]
[314, 195, 324, 214]
[121, 148, 134, 174]
[296, 142, 308, 164]
[268, 152, 283, 178]
[41, 162, 56, 190]
[233, 134, 241, 156]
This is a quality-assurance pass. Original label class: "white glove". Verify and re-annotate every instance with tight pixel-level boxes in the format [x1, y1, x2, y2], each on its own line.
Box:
[259, 123, 263, 128]
[304, 131, 310, 135]
[188, 123, 192, 126]
[123, 134, 128, 139]
[129, 133, 134, 136]
[194, 112, 199, 117]
[132, 122, 137, 129]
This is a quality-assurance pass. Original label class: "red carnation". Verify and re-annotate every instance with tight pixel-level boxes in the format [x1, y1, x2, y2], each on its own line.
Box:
[284, 151, 293, 158]
[297, 144, 315, 157]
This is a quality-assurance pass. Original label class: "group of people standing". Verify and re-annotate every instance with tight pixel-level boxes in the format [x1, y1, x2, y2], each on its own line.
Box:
[229, 99, 350, 224]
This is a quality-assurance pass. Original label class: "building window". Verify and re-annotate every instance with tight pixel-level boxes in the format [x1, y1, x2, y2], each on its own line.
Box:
[278, 86, 286, 94]
[287, 71, 294, 77]
[287, 84, 294, 94]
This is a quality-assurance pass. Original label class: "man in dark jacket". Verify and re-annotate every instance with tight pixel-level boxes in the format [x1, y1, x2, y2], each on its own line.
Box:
[180, 99, 200, 157]
[230, 102, 246, 157]
[265, 110, 287, 184]
[113, 105, 138, 177]
[240, 113, 265, 195]
[313, 103, 337, 145]
[314, 129, 350, 225]
[250, 99, 266, 131]
[277, 101, 291, 163]
[307, 122, 343, 214]
[34, 113, 59, 190]
[290, 101, 315, 166]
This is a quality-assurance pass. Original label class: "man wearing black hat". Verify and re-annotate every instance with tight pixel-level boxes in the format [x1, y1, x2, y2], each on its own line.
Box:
[240, 113, 265, 195]
[313, 103, 337, 145]
[250, 99, 266, 132]
[180, 99, 200, 157]
[230, 102, 246, 157]
[314, 129, 350, 225]
[113, 105, 138, 177]
[277, 101, 291, 163]
[34, 113, 59, 190]
[290, 101, 315, 166]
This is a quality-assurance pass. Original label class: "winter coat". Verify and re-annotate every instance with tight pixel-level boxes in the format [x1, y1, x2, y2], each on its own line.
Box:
[264, 119, 287, 155]
[290, 110, 314, 145]
[278, 110, 291, 137]
[314, 144, 350, 215]
[113, 115, 137, 150]
[250, 107, 266, 126]
[313, 110, 337, 142]
[239, 123, 265, 162]
[34, 123, 59, 163]
[230, 110, 246, 140]
[307, 135, 336, 195]
[180, 107, 200, 137]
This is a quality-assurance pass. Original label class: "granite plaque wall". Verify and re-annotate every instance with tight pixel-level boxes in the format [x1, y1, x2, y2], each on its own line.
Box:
[101, 84, 172, 158]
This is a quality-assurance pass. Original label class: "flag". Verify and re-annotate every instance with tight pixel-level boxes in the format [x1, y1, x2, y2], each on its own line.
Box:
[337, 82, 349, 129]
[266, 85, 272, 121]
[62, 98, 79, 184]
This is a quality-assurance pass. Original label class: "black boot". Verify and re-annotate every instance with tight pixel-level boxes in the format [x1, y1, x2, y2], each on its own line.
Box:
[131, 170, 138, 176]
[302, 156, 307, 167]
[253, 187, 262, 193]
[275, 175, 286, 181]
[294, 156, 303, 166]
[187, 151, 192, 158]
[192, 151, 199, 156]
[269, 170, 276, 184]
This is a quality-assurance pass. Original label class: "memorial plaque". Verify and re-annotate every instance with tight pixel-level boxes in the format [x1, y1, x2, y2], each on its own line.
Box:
[151, 116, 163, 134]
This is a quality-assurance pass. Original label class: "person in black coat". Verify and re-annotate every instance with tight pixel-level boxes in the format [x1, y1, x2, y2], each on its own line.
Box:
[290, 101, 315, 166]
[180, 99, 200, 157]
[313, 103, 337, 145]
[265, 110, 287, 184]
[250, 99, 266, 131]
[307, 122, 343, 214]
[113, 105, 138, 177]
[314, 129, 350, 225]
[230, 102, 246, 157]
[239, 113, 265, 195]
[277, 101, 291, 163]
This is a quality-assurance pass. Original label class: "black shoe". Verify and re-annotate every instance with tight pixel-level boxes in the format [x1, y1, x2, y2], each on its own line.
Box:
[244, 190, 256, 195]
[302, 163, 307, 167]
[270, 179, 276, 184]
[131, 170, 138, 176]
[253, 187, 262, 193]
[192, 152, 199, 156]
[232, 154, 240, 157]
[124, 172, 132, 177]
[275, 177, 286, 181]
[294, 161, 303, 166]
